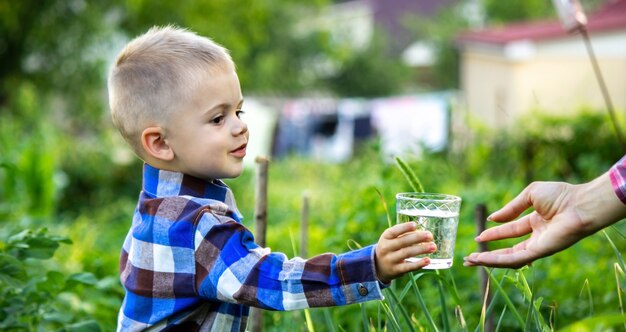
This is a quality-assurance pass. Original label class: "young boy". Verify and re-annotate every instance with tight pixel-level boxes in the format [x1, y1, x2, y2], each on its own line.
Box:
[108, 25, 436, 331]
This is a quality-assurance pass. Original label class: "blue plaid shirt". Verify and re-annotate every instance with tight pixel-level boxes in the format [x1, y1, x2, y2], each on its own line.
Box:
[117, 164, 385, 331]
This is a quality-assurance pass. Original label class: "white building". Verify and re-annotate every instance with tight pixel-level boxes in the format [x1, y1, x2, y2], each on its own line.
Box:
[456, 0, 626, 128]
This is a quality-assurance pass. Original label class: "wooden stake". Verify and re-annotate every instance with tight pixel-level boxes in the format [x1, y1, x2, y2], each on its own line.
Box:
[300, 191, 309, 258]
[475, 203, 494, 332]
[253, 156, 270, 247]
[250, 156, 270, 332]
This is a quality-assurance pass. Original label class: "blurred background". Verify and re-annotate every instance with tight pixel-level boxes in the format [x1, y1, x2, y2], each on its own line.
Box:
[1, 0, 625, 330]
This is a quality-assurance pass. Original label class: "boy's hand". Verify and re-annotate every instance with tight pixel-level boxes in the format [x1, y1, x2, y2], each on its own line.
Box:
[375, 222, 436, 283]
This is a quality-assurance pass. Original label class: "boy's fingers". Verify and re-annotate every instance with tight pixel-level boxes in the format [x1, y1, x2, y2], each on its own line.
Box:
[382, 222, 434, 242]
[383, 230, 434, 253]
[388, 242, 436, 262]
[398, 257, 431, 273]
[382, 222, 417, 239]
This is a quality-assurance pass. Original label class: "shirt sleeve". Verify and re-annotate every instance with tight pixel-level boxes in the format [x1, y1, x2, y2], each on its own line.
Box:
[194, 212, 385, 311]
[610, 155, 626, 204]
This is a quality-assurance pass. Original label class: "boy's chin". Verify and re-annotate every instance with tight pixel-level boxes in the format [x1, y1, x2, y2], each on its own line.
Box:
[219, 168, 245, 179]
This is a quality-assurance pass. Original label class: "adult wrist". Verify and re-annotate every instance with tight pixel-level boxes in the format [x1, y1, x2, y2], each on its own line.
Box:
[576, 172, 626, 234]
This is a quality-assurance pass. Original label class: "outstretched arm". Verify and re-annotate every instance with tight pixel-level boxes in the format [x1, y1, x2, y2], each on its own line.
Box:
[463, 170, 626, 269]
[375, 222, 436, 283]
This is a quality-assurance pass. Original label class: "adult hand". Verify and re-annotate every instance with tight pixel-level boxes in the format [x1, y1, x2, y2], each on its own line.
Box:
[375, 222, 436, 283]
[464, 172, 625, 268]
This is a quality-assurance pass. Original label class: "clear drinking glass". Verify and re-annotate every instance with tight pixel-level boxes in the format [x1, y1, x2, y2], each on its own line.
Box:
[396, 192, 462, 269]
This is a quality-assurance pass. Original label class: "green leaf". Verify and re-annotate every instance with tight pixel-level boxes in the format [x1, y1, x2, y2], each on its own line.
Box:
[64, 273, 99, 293]
[0, 253, 27, 284]
[37, 270, 66, 294]
[67, 272, 98, 286]
[22, 237, 60, 259]
[8, 229, 33, 243]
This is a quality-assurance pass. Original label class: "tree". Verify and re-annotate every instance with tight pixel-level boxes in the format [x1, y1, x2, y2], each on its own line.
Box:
[113, 0, 334, 95]
[0, 1, 120, 129]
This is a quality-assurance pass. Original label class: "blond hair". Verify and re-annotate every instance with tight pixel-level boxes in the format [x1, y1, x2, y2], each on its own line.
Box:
[108, 25, 234, 155]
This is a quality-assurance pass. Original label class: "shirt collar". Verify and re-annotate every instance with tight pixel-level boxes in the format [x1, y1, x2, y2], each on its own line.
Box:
[142, 163, 230, 202]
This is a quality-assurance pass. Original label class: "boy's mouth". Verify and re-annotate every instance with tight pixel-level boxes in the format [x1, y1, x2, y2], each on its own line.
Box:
[230, 143, 247, 158]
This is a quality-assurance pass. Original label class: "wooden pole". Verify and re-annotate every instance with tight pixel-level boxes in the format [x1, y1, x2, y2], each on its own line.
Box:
[475, 203, 494, 332]
[250, 156, 270, 332]
[579, 27, 626, 153]
[300, 191, 309, 258]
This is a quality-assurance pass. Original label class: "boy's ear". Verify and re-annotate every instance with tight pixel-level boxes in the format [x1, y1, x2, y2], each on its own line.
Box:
[141, 127, 174, 161]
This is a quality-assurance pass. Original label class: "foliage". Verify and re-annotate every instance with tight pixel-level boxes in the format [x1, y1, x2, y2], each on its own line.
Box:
[0, 0, 118, 131]
[483, 0, 554, 24]
[404, 5, 467, 90]
[116, 0, 335, 95]
[322, 29, 413, 97]
[0, 227, 101, 331]
[0, 87, 60, 221]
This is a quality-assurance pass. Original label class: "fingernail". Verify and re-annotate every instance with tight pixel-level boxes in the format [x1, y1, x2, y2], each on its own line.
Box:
[474, 236, 481, 242]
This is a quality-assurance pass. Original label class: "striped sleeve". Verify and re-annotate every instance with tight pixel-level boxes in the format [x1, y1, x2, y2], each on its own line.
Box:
[610, 155, 626, 204]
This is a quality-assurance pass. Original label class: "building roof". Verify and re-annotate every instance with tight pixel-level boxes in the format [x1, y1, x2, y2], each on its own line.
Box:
[457, 0, 626, 45]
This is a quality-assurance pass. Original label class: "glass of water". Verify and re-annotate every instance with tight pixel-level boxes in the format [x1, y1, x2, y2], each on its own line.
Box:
[396, 192, 462, 269]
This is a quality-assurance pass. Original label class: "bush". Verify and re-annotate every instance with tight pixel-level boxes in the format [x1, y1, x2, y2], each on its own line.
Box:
[0, 228, 102, 331]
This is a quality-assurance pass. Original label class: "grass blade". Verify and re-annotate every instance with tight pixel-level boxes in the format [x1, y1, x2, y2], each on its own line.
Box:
[304, 309, 316, 332]
[495, 306, 507, 331]
[614, 263, 626, 331]
[360, 303, 369, 332]
[322, 308, 336, 332]
[454, 305, 467, 332]
[523, 284, 536, 332]
[399, 272, 427, 300]
[579, 279, 594, 317]
[483, 268, 525, 328]
[435, 271, 450, 331]
[395, 157, 424, 193]
[478, 276, 489, 332]
[409, 272, 439, 331]
[375, 188, 393, 228]
[385, 287, 417, 332]
[380, 300, 403, 332]
[377, 302, 382, 332]
[475, 271, 508, 332]
[517, 270, 547, 330]
[604, 229, 626, 273]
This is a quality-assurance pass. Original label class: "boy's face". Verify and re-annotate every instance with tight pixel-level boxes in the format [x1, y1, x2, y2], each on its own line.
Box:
[165, 66, 248, 180]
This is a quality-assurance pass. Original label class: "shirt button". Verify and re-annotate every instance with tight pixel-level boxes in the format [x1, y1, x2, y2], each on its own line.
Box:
[358, 284, 368, 296]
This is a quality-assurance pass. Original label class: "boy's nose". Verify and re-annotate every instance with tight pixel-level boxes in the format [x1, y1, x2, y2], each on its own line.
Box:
[232, 119, 248, 136]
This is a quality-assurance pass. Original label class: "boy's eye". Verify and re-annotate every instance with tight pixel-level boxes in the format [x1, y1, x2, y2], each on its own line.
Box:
[211, 116, 224, 124]
[236, 110, 245, 118]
